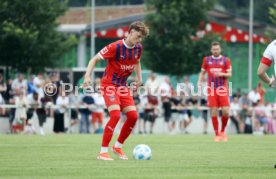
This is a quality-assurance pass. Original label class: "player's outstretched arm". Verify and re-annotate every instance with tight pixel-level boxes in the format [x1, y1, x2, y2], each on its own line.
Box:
[257, 63, 275, 87]
[83, 54, 102, 87]
[134, 60, 142, 87]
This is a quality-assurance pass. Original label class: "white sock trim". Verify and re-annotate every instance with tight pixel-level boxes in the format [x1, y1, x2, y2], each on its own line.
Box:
[100, 147, 108, 154]
[114, 141, 123, 148]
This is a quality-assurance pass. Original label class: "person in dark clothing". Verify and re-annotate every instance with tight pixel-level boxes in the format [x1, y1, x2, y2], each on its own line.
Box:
[79, 94, 94, 133]
[143, 95, 158, 134]
[183, 96, 197, 133]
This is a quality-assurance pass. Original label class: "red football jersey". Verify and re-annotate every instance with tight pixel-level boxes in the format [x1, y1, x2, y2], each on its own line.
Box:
[98, 39, 142, 87]
[201, 55, 231, 89]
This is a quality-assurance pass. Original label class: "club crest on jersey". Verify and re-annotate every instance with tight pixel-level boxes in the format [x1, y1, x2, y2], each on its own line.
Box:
[219, 61, 224, 65]
[109, 96, 115, 101]
[208, 61, 212, 64]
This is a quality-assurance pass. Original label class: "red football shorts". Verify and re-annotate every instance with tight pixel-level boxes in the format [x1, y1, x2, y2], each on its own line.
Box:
[207, 87, 229, 107]
[101, 86, 135, 109]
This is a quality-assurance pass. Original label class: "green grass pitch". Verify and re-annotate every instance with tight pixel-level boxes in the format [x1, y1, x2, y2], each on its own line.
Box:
[0, 134, 276, 179]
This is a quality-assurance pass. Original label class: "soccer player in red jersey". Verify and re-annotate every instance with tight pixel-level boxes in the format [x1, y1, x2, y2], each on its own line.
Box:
[197, 42, 232, 142]
[83, 21, 149, 160]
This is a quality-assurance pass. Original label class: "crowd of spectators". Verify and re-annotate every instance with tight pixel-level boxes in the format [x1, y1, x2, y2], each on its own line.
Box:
[0, 72, 275, 135]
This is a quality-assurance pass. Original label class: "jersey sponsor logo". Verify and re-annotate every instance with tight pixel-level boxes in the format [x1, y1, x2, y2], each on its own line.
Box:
[120, 64, 135, 72]
[101, 47, 108, 54]
[210, 68, 222, 73]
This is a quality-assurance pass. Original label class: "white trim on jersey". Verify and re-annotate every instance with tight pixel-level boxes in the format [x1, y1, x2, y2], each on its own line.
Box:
[211, 55, 222, 59]
[98, 53, 104, 60]
[123, 39, 135, 49]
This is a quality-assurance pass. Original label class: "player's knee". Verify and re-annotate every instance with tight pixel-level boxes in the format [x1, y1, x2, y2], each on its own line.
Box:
[210, 108, 217, 116]
[222, 110, 229, 116]
[109, 110, 121, 121]
[126, 111, 138, 123]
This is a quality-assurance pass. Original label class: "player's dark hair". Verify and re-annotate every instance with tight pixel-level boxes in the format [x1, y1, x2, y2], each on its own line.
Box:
[128, 21, 149, 37]
[211, 41, 221, 46]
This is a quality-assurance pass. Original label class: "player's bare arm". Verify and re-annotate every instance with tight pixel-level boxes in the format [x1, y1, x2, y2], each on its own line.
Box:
[197, 69, 206, 88]
[257, 63, 275, 87]
[134, 60, 142, 87]
[83, 54, 103, 87]
[217, 69, 232, 78]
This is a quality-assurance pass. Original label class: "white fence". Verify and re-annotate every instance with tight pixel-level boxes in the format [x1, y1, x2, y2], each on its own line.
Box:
[0, 105, 275, 135]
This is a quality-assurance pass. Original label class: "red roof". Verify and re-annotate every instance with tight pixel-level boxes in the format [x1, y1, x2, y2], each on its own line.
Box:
[86, 21, 269, 43]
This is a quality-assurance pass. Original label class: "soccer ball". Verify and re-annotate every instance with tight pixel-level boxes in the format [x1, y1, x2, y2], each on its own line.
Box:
[133, 144, 152, 160]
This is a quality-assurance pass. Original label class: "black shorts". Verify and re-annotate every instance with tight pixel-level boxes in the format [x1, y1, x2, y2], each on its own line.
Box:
[164, 115, 170, 122]
[144, 112, 156, 123]
[201, 110, 208, 122]
[139, 112, 144, 120]
[71, 109, 78, 120]
[187, 110, 192, 117]
[26, 109, 34, 122]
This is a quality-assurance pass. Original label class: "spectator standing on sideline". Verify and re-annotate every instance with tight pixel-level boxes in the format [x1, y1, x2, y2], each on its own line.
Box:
[54, 92, 69, 133]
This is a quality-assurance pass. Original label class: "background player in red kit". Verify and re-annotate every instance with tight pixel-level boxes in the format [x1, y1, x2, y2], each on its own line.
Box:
[83, 21, 149, 160]
[197, 42, 232, 142]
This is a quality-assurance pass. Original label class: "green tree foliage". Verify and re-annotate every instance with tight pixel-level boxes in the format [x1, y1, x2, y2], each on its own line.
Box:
[0, 0, 78, 73]
[269, 3, 276, 25]
[143, 0, 216, 76]
[218, 0, 276, 25]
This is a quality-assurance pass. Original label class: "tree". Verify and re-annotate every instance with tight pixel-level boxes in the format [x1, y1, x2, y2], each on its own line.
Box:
[142, 0, 216, 76]
[0, 0, 78, 73]
[269, 3, 276, 24]
[218, 0, 276, 25]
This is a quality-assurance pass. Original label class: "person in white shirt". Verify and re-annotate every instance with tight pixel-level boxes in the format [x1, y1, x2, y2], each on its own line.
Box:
[229, 97, 241, 133]
[12, 73, 27, 94]
[92, 92, 106, 133]
[33, 73, 44, 87]
[145, 72, 159, 96]
[54, 93, 69, 133]
[248, 88, 261, 106]
[159, 76, 172, 130]
[159, 76, 171, 97]
[257, 39, 276, 87]
[14, 90, 27, 133]
[180, 76, 194, 98]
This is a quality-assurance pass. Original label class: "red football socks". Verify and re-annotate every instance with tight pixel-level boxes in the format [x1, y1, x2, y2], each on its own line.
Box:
[102, 110, 121, 147]
[118, 111, 138, 144]
[211, 116, 219, 136]
[221, 115, 229, 132]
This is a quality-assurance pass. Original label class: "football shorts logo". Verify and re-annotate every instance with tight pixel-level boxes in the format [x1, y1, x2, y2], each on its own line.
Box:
[109, 96, 115, 101]
[101, 47, 108, 54]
